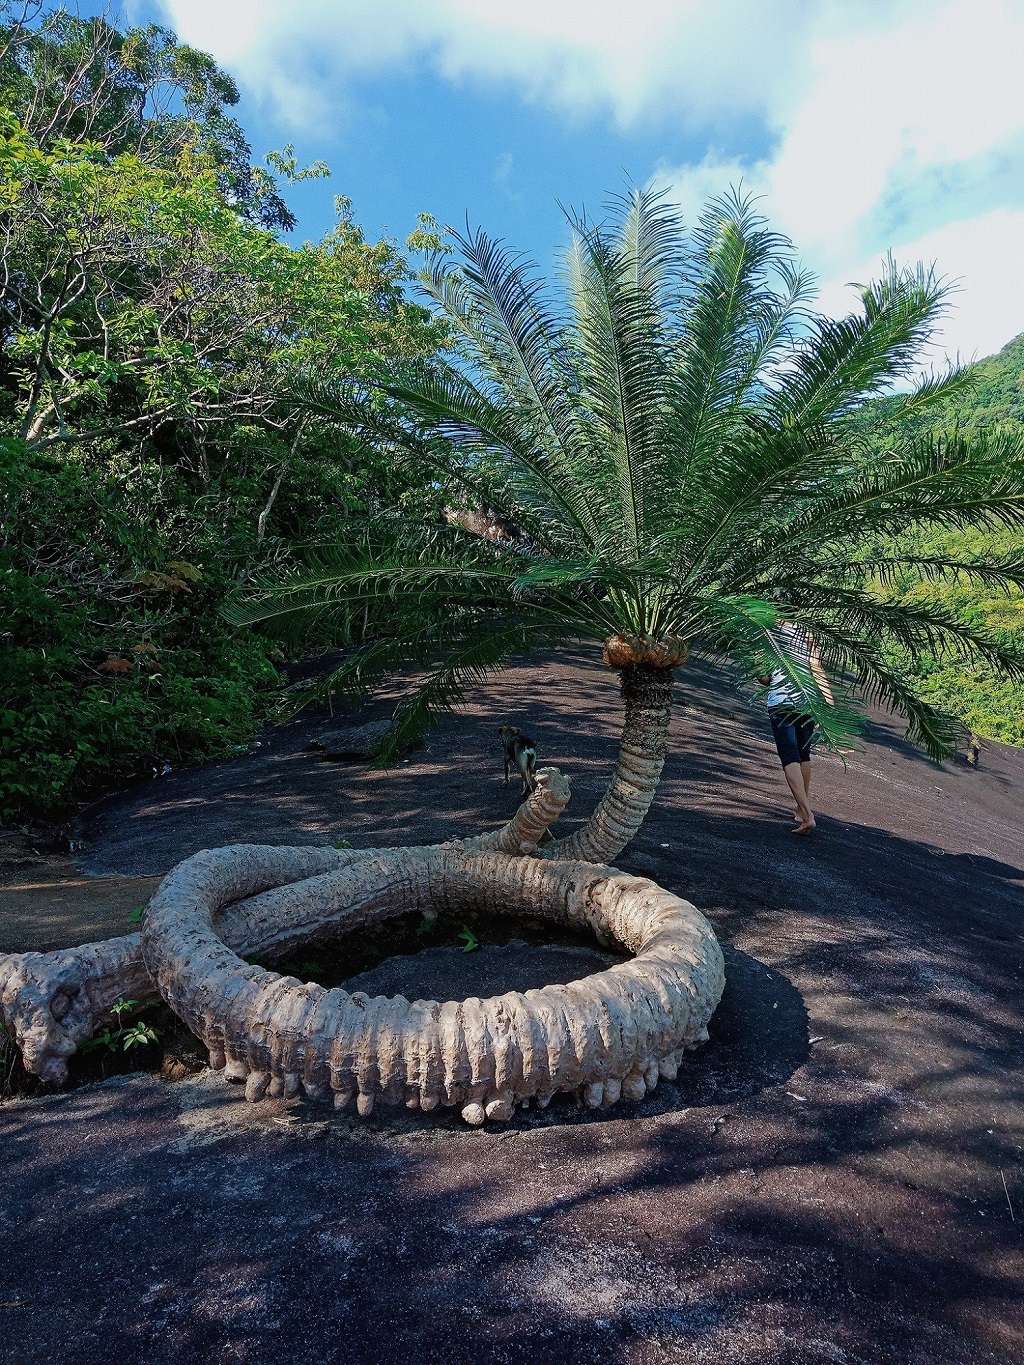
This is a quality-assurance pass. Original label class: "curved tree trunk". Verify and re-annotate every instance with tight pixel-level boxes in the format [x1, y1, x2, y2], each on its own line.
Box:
[0, 771, 572, 1085]
[547, 664, 674, 864]
[140, 843, 723, 1120]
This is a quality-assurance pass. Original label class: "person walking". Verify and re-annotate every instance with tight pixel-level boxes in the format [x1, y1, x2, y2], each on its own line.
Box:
[758, 621, 833, 835]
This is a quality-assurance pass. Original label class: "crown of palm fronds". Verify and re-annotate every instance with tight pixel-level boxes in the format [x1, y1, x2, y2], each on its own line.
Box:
[227, 187, 1024, 761]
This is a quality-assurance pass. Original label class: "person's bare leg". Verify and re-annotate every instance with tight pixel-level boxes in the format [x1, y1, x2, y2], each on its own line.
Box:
[801, 761, 811, 799]
[782, 762, 815, 834]
[792, 760, 812, 822]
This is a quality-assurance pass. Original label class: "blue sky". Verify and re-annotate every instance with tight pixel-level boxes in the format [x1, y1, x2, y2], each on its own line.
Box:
[119, 0, 1024, 362]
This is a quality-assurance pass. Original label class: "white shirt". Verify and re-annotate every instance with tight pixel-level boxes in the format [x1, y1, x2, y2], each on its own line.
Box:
[766, 623, 812, 709]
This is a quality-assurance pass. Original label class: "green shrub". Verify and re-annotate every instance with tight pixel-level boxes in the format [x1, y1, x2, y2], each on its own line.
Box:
[0, 440, 279, 821]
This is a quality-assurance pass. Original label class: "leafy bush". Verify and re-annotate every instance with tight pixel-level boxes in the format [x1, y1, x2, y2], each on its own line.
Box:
[0, 438, 279, 820]
[0, 9, 442, 823]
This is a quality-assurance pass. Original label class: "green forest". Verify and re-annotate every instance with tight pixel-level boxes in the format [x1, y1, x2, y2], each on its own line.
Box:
[2, 7, 1022, 826]
[0, 9, 447, 820]
[858, 332, 1024, 745]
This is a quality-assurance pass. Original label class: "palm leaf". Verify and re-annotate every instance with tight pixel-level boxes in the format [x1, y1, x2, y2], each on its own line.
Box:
[227, 183, 1023, 777]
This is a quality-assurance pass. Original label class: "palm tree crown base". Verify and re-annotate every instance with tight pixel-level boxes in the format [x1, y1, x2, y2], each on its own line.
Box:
[602, 634, 689, 671]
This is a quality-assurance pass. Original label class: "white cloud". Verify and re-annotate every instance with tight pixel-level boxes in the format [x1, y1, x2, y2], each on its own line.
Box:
[817, 210, 1024, 366]
[659, 152, 763, 220]
[493, 151, 521, 204]
[660, 0, 1024, 253]
[151, 0, 1024, 357]
[152, 0, 837, 130]
[657, 0, 1024, 355]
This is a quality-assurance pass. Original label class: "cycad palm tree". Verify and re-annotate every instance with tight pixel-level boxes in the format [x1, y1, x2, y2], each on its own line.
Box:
[228, 189, 1024, 863]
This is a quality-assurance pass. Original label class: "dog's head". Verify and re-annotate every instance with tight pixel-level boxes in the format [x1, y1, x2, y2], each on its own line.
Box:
[497, 724, 518, 741]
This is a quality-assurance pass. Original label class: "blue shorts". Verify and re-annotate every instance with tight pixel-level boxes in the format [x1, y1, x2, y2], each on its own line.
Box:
[769, 707, 816, 767]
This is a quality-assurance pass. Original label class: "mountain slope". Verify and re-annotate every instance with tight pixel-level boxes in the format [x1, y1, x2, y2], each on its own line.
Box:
[861, 332, 1024, 744]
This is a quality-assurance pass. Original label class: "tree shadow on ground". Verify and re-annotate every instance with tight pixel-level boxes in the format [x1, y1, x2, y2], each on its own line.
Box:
[3, 648, 1022, 1361]
[2, 1020, 1020, 1365]
[4, 790, 1022, 1363]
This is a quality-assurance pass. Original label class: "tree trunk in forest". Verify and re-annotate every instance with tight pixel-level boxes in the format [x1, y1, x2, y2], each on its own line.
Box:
[547, 663, 674, 864]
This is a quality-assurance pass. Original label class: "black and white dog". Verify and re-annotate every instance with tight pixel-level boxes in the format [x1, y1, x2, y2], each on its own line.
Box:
[498, 724, 537, 795]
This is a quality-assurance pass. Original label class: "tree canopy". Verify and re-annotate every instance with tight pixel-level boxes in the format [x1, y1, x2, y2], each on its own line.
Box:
[231, 190, 1024, 763]
[0, 3, 444, 819]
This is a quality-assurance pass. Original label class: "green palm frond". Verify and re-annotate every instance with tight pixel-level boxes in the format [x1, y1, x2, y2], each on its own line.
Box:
[699, 594, 861, 750]
[848, 550, 1024, 594]
[872, 359, 976, 427]
[776, 581, 1024, 681]
[726, 430, 1024, 591]
[374, 613, 563, 766]
[565, 212, 657, 553]
[225, 523, 518, 625]
[798, 617, 961, 760]
[670, 190, 799, 488]
[433, 227, 600, 530]
[224, 184, 1024, 762]
[776, 259, 953, 428]
[726, 258, 818, 413]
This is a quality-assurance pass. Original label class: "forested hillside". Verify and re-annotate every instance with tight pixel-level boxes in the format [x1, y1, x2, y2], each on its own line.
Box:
[859, 333, 1024, 744]
[879, 332, 1024, 435]
[0, 10, 443, 820]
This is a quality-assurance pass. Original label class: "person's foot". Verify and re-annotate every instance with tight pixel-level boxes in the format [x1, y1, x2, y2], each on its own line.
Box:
[791, 815, 816, 836]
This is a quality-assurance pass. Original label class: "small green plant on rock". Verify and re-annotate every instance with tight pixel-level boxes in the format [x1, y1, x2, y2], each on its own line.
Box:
[458, 925, 480, 953]
[82, 998, 159, 1054]
[297, 959, 327, 979]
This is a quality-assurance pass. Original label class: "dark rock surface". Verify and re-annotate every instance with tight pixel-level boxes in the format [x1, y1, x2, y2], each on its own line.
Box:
[342, 940, 620, 999]
[1, 648, 1022, 1362]
[306, 716, 399, 760]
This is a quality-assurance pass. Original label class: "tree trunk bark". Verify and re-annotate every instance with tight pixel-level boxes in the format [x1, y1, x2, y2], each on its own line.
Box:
[546, 663, 673, 864]
[23, 403, 55, 444]
[0, 772, 573, 1085]
[256, 464, 286, 543]
[139, 842, 723, 1119]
